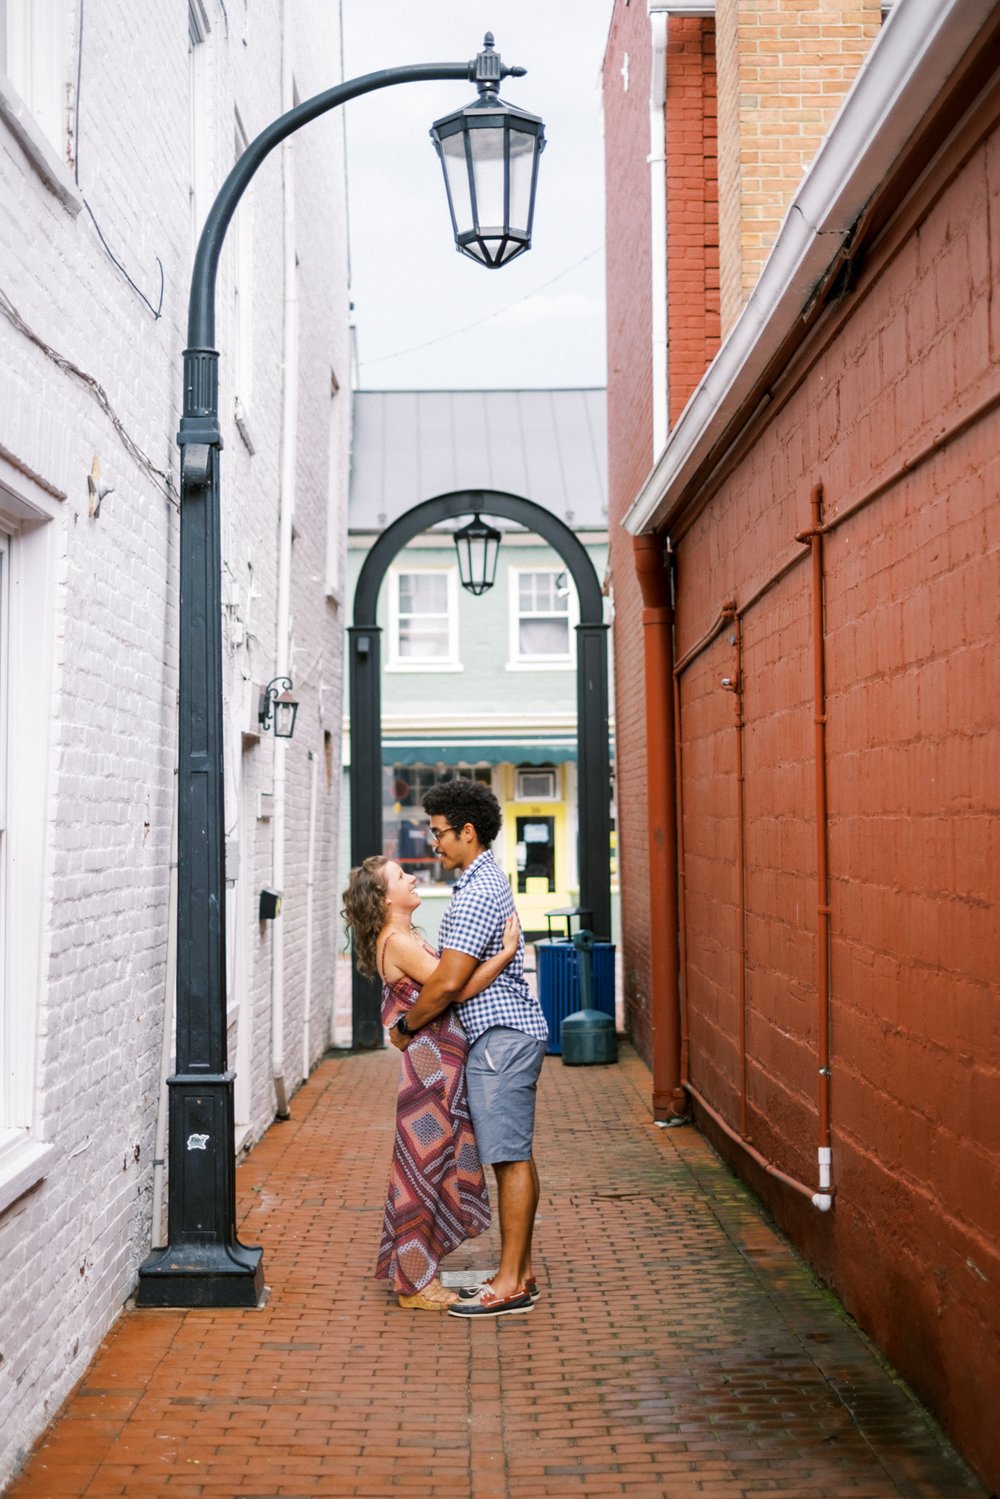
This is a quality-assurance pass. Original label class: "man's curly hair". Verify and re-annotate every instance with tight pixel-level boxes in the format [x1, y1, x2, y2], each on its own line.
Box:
[423, 778, 502, 847]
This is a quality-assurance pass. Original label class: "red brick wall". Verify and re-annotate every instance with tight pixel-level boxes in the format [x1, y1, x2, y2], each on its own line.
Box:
[666, 17, 720, 422]
[672, 100, 1000, 1491]
[603, 0, 656, 1057]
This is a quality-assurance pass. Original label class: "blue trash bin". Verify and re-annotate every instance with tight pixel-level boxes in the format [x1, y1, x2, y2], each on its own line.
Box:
[536, 935, 616, 1055]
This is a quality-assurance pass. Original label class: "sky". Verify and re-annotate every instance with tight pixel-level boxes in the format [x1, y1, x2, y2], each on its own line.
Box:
[340, 1, 614, 392]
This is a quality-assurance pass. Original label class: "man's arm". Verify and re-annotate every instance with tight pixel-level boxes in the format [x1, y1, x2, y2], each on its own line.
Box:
[388, 947, 478, 1050]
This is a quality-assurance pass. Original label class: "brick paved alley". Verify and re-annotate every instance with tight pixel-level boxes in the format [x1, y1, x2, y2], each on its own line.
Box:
[9, 1044, 985, 1498]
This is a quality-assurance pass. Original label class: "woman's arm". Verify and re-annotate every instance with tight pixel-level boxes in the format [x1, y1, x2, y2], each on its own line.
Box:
[382, 916, 520, 1000]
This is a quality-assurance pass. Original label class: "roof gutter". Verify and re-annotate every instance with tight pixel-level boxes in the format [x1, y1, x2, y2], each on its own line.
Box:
[624, 0, 995, 536]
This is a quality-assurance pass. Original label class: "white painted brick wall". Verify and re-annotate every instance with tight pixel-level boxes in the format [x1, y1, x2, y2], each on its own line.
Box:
[0, 0, 349, 1482]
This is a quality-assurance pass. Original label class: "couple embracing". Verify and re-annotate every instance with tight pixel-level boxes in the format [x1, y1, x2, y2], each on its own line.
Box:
[342, 778, 548, 1319]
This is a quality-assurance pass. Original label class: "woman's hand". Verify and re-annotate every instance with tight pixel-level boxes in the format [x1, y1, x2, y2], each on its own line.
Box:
[500, 914, 521, 965]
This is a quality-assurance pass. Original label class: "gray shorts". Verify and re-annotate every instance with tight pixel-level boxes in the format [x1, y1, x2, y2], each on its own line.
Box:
[465, 1026, 546, 1166]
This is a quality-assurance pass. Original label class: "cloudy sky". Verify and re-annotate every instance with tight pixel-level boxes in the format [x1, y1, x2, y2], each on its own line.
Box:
[341, 1, 614, 391]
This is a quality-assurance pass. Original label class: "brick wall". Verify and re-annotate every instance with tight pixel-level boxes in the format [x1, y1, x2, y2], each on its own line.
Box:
[666, 16, 720, 422]
[0, 2, 349, 1480]
[714, 0, 882, 329]
[671, 86, 1000, 1493]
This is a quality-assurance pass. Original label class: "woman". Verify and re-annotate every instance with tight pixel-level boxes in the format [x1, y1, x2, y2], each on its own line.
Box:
[343, 855, 519, 1310]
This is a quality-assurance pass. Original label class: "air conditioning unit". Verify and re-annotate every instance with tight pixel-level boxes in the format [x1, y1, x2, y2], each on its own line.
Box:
[516, 768, 558, 801]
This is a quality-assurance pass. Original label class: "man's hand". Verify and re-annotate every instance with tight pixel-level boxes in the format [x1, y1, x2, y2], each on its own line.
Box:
[388, 1023, 412, 1052]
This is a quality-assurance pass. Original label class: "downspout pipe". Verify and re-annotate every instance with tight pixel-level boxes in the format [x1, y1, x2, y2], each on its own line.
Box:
[301, 747, 319, 1078]
[271, 4, 298, 1121]
[633, 533, 687, 1119]
[798, 482, 834, 1212]
[151, 769, 178, 1248]
[648, 7, 669, 455]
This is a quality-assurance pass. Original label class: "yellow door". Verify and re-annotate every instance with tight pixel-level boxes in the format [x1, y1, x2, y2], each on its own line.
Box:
[502, 775, 571, 939]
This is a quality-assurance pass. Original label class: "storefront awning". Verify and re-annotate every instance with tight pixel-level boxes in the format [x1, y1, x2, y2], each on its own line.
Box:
[381, 741, 578, 767]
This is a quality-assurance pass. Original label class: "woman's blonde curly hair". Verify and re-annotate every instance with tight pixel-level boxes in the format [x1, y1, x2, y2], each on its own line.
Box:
[342, 855, 389, 979]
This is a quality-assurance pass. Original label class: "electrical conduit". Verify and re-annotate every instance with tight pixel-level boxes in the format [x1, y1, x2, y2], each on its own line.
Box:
[270, 1, 299, 1120]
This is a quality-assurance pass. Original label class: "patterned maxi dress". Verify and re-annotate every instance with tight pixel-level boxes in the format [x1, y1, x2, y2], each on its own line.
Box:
[375, 955, 491, 1294]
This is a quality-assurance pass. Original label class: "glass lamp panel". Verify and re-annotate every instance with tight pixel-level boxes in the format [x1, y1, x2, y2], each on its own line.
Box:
[437, 130, 474, 237]
[274, 698, 298, 738]
[468, 120, 507, 231]
[507, 125, 538, 234]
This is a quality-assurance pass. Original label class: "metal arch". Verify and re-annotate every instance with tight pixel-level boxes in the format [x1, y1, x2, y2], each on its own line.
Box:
[353, 490, 604, 625]
[348, 488, 612, 1049]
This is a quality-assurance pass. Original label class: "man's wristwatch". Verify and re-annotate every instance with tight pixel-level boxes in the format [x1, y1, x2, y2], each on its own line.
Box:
[395, 1014, 410, 1036]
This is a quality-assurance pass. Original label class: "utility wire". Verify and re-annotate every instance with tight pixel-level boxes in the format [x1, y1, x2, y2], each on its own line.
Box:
[0, 287, 177, 505]
[74, 0, 165, 319]
[358, 247, 602, 369]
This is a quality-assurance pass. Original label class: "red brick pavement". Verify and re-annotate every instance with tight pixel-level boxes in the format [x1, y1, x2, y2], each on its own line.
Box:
[8, 1044, 985, 1498]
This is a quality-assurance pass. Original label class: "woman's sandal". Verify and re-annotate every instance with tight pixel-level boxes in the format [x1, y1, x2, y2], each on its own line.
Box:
[398, 1279, 458, 1311]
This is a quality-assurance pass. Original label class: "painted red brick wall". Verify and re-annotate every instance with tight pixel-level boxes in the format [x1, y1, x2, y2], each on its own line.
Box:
[672, 98, 1000, 1491]
[603, 0, 656, 1057]
[666, 17, 720, 422]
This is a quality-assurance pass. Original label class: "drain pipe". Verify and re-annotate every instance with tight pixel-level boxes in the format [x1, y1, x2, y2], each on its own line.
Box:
[633, 533, 687, 1119]
[798, 482, 834, 1212]
[301, 747, 319, 1078]
[270, 3, 298, 1121]
[151, 769, 178, 1248]
[720, 610, 748, 1137]
[648, 7, 669, 455]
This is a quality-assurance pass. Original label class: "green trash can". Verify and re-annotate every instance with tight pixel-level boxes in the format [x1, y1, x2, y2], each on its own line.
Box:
[562, 1008, 618, 1065]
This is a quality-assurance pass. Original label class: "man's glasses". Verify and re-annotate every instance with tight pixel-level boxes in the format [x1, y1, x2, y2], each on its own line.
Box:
[429, 826, 456, 844]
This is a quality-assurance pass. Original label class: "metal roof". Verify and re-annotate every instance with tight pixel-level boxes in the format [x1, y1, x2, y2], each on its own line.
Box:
[349, 388, 608, 532]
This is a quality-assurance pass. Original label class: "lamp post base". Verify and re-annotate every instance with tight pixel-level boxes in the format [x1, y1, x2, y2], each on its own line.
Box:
[135, 1072, 265, 1308]
[136, 1240, 264, 1308]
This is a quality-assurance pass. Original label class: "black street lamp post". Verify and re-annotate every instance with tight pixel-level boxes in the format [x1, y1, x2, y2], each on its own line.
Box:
[137, 36, 544, 1308]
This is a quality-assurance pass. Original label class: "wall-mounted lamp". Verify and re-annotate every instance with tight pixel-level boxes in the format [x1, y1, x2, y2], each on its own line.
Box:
[454, 512, 502, 596]
[259, 676, 299, 738]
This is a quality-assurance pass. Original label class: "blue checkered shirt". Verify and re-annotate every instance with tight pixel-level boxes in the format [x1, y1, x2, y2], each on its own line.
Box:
[439, 851, 548, 1045]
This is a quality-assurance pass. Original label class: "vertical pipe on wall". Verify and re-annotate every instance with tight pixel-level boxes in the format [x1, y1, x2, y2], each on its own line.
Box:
[722, 612, 749, 1136]
[801, 484, 833, 1198]
[633, 533, 687, 1119]
[301, 748, 319, 1080]
[271, 2, 298, 1121]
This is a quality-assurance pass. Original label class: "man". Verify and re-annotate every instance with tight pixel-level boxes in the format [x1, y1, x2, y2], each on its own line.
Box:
[388, 778, 548, 1318]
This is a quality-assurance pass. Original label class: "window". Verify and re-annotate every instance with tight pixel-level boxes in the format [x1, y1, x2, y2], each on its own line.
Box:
[325, 369, 345, 599]
[1, 0, 67, 151]
[384, 765, 493, 884]
[0, 461, 59, 1211]
[389, 569, 459, 668]
[510, 568, 573, 665]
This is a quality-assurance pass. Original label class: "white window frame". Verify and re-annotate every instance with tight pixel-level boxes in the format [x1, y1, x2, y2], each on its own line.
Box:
[507, 566, 576, 671]
[0, 0, 80, 211]
[387, 566, 462, 672]
[0, 457, 60, 1213]
[324, 368, 345, 602]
